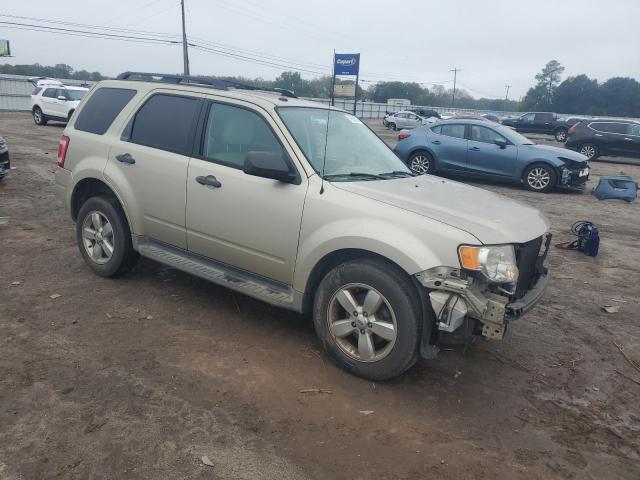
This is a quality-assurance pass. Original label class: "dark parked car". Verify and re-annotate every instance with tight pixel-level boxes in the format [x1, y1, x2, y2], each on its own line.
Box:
[565, 119, 640, 160]
[501, 112, 570, 142]
[0, 135, 9, 181]
[393, 120, 590, 192]
[482, 113, 500, 122]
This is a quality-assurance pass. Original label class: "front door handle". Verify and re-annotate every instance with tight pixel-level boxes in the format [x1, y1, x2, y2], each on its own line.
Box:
[115, 153, 136, 164]
[196, 175, 222, 188]
[431, 140, 441, 145]
[469, 147, 481, 151]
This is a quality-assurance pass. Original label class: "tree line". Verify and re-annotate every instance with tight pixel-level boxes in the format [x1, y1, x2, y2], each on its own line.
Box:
[520, 60, 640, 117]
[3, 62, 639, 116]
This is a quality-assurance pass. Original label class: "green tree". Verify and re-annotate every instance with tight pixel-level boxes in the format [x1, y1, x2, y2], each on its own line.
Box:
[521, 60, 565, 111]
[552, 74, 599, 114]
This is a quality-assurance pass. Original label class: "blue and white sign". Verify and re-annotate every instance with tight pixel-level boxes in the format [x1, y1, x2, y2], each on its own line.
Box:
[334, 53, 360, 76]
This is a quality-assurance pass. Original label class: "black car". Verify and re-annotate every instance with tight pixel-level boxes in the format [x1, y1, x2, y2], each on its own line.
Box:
[501, 112, 570, 142]
[565, 119, 640, 161]
[0, 135, 9, 181]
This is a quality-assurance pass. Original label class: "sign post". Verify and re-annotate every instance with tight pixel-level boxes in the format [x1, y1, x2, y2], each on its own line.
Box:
[332, 53, 360, 115]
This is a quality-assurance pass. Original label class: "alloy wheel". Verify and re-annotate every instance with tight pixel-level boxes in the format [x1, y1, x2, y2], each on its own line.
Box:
[580, 145, 596, 159]
[34, 110, 41, 123]
[81, 211, 114, 265]
[327, 283, 397, 363]
[410, 155, 430, 175]
[556, 131, 567, 141]
[527, 167, 551, 190]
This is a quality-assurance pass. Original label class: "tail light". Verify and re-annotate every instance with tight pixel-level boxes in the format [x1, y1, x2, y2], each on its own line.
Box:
[398, 132, 411, 140]
[57, 135, 70, 167]
[568, 123, 581, 135]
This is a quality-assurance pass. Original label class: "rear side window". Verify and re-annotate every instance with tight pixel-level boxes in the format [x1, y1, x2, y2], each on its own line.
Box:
[75, 88, 136, 135]
[439, 124, 466, 139]
[590, 122, 629, 134]
[31, 87, 42, 95]
[129, 94, 200, 155]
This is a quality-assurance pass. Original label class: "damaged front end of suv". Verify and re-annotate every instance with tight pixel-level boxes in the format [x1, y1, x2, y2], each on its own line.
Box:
[417, 234, 551, 349]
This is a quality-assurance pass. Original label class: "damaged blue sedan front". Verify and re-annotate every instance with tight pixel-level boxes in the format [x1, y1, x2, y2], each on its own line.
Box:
[393, 119, 589, 193]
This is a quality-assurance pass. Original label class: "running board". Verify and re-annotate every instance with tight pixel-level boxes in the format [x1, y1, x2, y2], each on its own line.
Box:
[133, 236, 298, 309]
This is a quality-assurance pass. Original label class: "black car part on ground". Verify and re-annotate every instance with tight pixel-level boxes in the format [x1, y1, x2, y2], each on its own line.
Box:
[0, 137, 9, 180]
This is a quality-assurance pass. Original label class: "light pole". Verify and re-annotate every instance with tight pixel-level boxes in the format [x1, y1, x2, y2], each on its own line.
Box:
[181, 0, 190, 75]
[450, 68, 460, 108]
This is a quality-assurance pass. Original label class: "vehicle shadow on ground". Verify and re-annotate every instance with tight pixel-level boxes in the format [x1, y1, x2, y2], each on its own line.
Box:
[427, 172, 586, 195]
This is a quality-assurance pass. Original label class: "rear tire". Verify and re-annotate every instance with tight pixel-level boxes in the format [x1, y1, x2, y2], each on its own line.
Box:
[579, 143, 599, 161]
[33, 107, 47, 126]
[554, 128, 568, 142]
[313, 258, 421, 381]
[76, 195, 139, 277]
[523, 163, 557, 193]
[407, 151, 435, 175]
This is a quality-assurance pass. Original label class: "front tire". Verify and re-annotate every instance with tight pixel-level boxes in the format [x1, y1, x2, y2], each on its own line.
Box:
[554, 128, 567, 142]
[313, 259, 421, 381]
[523, 163, 557, 193]
[33, 107, 47, 125]
[407, 151, 435, 175]
[76, 195, 139, 277]
[389, 122, 397, 131]
[579, 143, 599, 161]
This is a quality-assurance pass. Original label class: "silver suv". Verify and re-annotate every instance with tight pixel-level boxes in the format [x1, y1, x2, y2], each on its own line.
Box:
[55, 72, 550, 380]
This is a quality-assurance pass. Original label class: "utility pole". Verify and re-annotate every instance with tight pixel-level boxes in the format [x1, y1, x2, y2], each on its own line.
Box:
[504, 84, 511, 110]
[181, 0, 190, 75]
[450, 68, 460, 108]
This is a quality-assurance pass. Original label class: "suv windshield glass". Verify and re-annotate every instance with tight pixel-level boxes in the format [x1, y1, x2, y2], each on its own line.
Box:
[277, 107, 410, 181]
[66, 89, 87, 101]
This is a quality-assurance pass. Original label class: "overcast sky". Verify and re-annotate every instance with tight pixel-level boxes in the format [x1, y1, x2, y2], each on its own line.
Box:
[3, 0, 640, 99]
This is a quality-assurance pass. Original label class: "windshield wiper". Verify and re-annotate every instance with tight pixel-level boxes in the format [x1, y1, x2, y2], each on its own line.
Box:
[378, 170, 415, 178]
[323, 172, 386, 181]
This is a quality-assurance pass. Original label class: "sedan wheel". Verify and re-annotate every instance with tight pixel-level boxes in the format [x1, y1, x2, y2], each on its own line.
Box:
[81, 211, 115, 265]
[327, 283, 397, 363]
[523, 164, 557, 193]
[410, 155, 430, 175]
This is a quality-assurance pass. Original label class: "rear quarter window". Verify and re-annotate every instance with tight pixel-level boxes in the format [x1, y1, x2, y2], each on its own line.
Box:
[31, 87, 42, 96]
[74, 87, 137, 135]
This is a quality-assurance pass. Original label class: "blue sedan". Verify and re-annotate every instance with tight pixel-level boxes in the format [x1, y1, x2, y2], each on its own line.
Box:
[393, 119, 590, 192]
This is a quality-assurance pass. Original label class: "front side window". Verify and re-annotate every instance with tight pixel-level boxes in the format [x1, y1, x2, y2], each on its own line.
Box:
[470, 125, 507, 144]
[66, 89, 87, 101]
[55, 89, 67, 100]
[42, 88, 57, 98]
[129, 94, 200, 154]
[440, 124, 466, 139]
[278, 107, 410, 180]
[201, 103, 283, 169]
[521, 113, 535, 123]
[75, 87, 136, 135]
[534, 113, 553, 123]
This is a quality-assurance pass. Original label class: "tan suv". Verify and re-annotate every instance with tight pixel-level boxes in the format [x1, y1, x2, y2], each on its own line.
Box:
[55, 72, 551, 380]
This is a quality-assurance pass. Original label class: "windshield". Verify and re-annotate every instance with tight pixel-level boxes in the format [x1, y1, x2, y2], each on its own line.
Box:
[494, 124, 534, 145]
[66, 89, 87, 101]
[277, 107, 411, 181]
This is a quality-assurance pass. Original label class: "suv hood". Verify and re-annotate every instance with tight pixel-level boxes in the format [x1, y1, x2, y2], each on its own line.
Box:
[332, 175, 549, 244]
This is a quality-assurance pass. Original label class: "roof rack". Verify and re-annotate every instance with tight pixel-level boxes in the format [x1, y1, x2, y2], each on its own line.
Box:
[116, 72, 297, 98]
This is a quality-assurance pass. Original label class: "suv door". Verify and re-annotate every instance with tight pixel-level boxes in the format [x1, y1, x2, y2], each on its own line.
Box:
[40, 88, 58, 116]
[429, 123, 468, 171]
[626, 123, 640, 157]
[466, 125, 517, 177]
[185, 99, 306, 284]
[51, 89, 69, 118]
[104, 92, 202, 249]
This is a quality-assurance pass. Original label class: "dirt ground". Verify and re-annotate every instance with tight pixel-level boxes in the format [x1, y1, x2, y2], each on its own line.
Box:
[1, 111, 639, 479]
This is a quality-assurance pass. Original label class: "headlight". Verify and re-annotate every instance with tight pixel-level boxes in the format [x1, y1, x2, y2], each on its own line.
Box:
[458, 244, 519, 283]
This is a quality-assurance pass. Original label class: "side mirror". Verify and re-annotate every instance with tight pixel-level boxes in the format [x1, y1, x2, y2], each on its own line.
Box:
[57, 95, 67, 101]
[495, 139, 508, 149]
[244, 151, 296, 183]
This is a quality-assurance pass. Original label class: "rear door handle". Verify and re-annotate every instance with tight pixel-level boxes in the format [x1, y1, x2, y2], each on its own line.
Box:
[469, 147, 481, 151]
[115, 153, 136, 164]
[431, 140, 441, 145]
[196, 175, 222, 188]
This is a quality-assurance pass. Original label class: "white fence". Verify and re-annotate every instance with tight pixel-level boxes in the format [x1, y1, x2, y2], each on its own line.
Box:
[0, 73, 94, 111]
